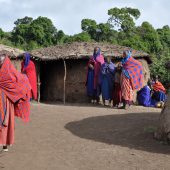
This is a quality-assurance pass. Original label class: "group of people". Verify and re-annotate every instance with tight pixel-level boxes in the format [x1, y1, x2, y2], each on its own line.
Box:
[0, 47, 167, 152]
[0, 52, 37, 152]
[86, 47, 167, 109]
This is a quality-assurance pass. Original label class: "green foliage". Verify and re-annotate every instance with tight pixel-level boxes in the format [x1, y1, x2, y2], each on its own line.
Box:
[53, 30, 66, 44]
[81, 19, 97, 40]
[64, 32, 92, 43]
[14, 16, 33, 25]
[150, 51, 170, 86]
[137, 22, 163, 53]
[81, 19, 117, 43]
[11, 16, 59, 50]
[0, 28, 5, 39]
[108, 7, 140, 32]
[157, 25, 170, 49]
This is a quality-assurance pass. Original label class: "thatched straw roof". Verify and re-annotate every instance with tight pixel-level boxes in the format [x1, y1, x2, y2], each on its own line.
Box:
[31, 42, 151, 62]
[0, 44, 24, 58]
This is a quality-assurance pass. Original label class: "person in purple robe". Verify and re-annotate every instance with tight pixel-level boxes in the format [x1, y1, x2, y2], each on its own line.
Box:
[100, 56, 115, 106]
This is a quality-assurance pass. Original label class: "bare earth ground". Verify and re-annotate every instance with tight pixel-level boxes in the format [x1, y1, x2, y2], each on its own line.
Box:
[0, 104, 170, 170]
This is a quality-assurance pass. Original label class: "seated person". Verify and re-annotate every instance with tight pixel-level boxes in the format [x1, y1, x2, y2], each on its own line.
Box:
[137, 80, 164, 108]
[137, 84, 157, 107]
[152, 76, 166, 102]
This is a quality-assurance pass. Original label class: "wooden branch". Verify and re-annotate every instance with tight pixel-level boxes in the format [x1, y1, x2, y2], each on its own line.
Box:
[63, 59, 67, 105]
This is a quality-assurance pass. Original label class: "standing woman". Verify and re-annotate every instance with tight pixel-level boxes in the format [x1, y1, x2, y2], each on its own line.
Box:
[21, 53, 37, 100]
[86, 47, 104, 104]
[100, 56, 115, 106]
[0, 53, 31, 152]
[120, 50, 144, 109]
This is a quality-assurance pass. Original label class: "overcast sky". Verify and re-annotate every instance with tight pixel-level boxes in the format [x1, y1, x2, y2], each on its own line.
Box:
[0, 0, 169, 35]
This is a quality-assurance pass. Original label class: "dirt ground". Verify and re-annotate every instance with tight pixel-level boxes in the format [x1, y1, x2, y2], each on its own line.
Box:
[0, 104, 170, 170]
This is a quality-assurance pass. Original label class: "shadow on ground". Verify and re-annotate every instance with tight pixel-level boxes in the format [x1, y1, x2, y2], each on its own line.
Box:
[65, 112, 170, 154]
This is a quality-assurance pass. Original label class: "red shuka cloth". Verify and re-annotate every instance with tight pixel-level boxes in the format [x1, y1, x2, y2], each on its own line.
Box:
[0, 57, 31, 122]
[21, 60, 37, 100]
[123, 57, 144, 90]
[113, 83, 122, 106]
[86, 55, 104, 89]
[152, 81, 166, 93]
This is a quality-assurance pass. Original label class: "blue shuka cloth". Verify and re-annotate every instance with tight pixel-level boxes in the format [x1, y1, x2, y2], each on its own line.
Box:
[93, 48, 101, 60]
[152, 91, 166, 102]
[86, 48, 102, 98]
[121, 52, 131, 79]
[87, 48, 101, 97]
[137, 86, 157, 107]
[87, 69, 96, 97]
[100, 62, 115, 100]
[24, 52, 31, 68]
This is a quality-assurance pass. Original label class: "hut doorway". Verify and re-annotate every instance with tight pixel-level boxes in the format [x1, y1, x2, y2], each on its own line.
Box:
[40, 60, 64, 103]
[39, 59, 89, 103]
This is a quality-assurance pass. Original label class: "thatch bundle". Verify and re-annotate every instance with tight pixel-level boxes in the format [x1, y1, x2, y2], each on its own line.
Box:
[0, 44, 24, 58]
[31, 42, 151, 61]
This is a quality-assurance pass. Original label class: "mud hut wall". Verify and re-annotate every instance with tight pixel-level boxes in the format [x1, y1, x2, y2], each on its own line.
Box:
[40, 60, 64, 102]
[137, 59, 150, 85]
[65, 59, 88, 103]
[11, 59, 22, 71]
[133, 59, 150, 103]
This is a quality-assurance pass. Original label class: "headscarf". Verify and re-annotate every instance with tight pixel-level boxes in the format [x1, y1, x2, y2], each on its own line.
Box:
[121, 50, 131, 79]
[24, 52, 31, 68]
[121, 50, 131, 65]
[152, 81, 166, 93]
[93, 48, 101, 60]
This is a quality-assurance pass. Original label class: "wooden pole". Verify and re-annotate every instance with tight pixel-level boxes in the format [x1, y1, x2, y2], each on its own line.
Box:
[63, 59, 67, 105]
[37, 62, 41, 103]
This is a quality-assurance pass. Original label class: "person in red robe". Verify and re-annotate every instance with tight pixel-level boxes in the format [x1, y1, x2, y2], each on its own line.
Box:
[21, 53, 37, 100]
[113, 66, 122, 107]
[0, 53, 31, 152]
[120, 50, 144, 109]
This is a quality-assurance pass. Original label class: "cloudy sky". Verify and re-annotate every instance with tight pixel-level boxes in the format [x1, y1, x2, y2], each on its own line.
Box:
[0, 0, 169, 35]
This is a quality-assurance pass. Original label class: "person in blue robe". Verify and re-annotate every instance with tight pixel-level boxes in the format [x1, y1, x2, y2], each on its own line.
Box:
[137, 85, 157, 107]
[100, 56, 115, 105]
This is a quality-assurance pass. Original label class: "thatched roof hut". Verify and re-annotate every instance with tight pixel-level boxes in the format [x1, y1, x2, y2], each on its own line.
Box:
[31, 42, 151, 62]
[31, 42, 151, 103]
[0, 44, 24, 71]
[0, 44, 24, 58]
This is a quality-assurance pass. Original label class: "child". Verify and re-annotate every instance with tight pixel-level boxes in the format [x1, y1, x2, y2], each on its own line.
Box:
[113, 65, 122, 107]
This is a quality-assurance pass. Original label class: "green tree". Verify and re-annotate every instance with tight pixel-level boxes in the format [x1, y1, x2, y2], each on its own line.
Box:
[108, 7, 140, 32]
[64, 32, 92, 43]
[0, 28, 5, 39]
[53, 30, 66, 44]
[11, 16, 59, 50]
[137, 22, 163, 53]
[81, 19, 117, 43]
[157, 25, 170, 50]
[81, 19, 97, 40]
[14, 16, 33, 25]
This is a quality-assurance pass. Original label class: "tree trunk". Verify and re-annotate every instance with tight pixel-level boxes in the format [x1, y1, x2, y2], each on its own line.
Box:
[154, 91, 170, 142]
